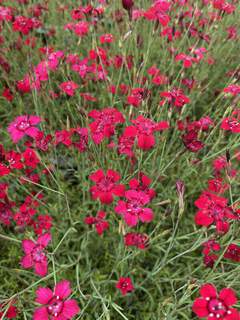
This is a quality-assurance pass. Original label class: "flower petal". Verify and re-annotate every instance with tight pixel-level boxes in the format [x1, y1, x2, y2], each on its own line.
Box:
[33, 307, 48, 320]
[62, 299, 80, 318]
[200, 283, 217, 298]
[22, 239, 35, 254]
[192, 298, 209, 317]
[35, 287, 53, 304]
[219, 288, 237, 306]
[54, 280, 71, 299]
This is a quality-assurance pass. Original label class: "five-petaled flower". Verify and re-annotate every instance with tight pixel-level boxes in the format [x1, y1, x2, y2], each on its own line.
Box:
[89, 169, 125, 204]
[192, 283, 239, 319]
[33, 280, 80, 320]
[84, 210, 109, 235]
[21, 233, 51, 277]
[8, 115, 42, 143]
[115, 190, 153, 227]
[116, 277, 134, 296]
[194, 191, 238, 234]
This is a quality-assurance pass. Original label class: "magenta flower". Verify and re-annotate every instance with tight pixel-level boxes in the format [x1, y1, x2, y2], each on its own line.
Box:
[7, 115, 42, 143]
[89, 169, 125, 204]
[33, 280, 80, 320]
[21, 233, 51, 277]
[115, 190, 153, 227]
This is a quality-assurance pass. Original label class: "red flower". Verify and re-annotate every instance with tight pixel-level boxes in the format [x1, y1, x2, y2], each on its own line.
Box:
[100, 34, 114, 44]
[194, 192, 238, 234]
[89, 169, 125, 204]
[55, 130, 72, 147]
[117, 127, 136, 159]
[0, 6, 13, 22]
[125, 115, 169, 150]
[0, 303, 18, 319]
[0, 199, 14, 226]
[33, 280, 80, 320]
[33, 215, 53, 235]
[129, 172, 156, 200]
[224, 84, 240, 96]
[21, 233, 51, 277]
[35, 132, 52, 152]
[202, 239, 221, 268]
[88, 108, 125, 144]
[182, 130, 205, 152]
[116, 277, 134, 296]
[70, 127, 88, 152]
[192, 283, 239, 319]
[175, 53, 194, 68]
[221, 118, 240, 133]
[12, 16, 34, 35]
[115, 190, 153, 227]
[5, 151, 23, 170]
[224, 244, 240, 262]
[124, 232, 149, 249]
[22, 148, 40, 169]
[84, 210, 109, 235]
[0, 163, 11, 176]
[59, 81, 79, 96]
[160, 87, 190, 108]
[2, 87, 13, 102]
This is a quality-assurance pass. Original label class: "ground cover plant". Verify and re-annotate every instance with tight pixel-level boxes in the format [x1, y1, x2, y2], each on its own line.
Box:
[0, 0, 240, 319]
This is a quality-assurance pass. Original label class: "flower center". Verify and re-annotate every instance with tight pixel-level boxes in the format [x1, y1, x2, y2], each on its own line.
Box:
[98, 177, 114, 192]
[47, 296, 63, 317]
[17, 120, 30, 131]
[127, 201, 142, 215]
[208, 298, 227, 318]
[32, 246, 45, 262]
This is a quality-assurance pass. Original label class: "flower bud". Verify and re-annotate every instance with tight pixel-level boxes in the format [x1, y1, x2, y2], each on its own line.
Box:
[122, 0, 134, 11]
[176, 180, 185, 214]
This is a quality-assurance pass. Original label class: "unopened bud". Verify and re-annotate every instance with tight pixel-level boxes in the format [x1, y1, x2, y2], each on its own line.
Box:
[176, 180, 185, 214]
[122, 0, 134, 11]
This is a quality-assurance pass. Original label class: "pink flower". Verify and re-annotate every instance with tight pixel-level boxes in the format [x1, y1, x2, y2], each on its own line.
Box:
[116, 277, 134, 296]
[33, 280, 80, 320]
[192, 283, 239, 319]
[59, 81, 79, 96]
[115, 190, 153, 227]
[88, 108, 125, 144]
[7, 115, 42, 143]
[89, 169, 125, 204]
[84, 210, 109, 235]
[21, 233, 51, 277]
